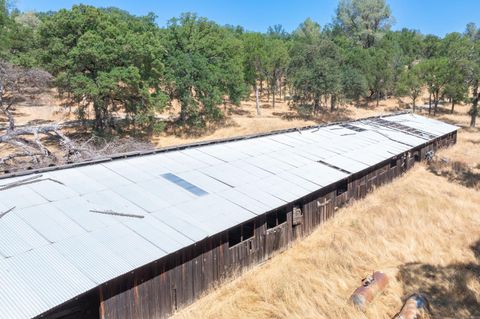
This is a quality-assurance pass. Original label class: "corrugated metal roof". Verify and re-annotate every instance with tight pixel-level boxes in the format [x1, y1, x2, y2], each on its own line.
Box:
[0, 113, 458, 319]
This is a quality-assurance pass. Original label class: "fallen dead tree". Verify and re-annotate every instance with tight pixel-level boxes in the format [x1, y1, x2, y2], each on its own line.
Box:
[0, 108, 154, 172]
[0, 61, 154, 173]
[0, 104, 82, 163]
[0, 61, 88, 168]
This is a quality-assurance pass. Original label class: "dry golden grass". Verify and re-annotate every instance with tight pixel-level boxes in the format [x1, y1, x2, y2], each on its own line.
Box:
[172, 108, 480, 319]
[430, 104, 480, 190]
[153, 94, 397, 147]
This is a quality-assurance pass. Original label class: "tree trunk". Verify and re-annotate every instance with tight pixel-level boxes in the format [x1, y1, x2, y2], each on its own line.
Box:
[412, 97, 416, 113]
[255, 84, 260, 116]
[267, 83, 270, 103]
[451, 100, 455, 114]
[180, 101, 188, 123]
[0, 83, 4, 108]
[470, 84, 479, 128]
[278, 78, 282, 101]
[376, 93, 380, 107]
[428, 92, 432, 115]
[313, 97, 319, 115]
[93, 101, 104, 132]
[272, 85, 276, 109]
[433, 91, 439, 116]
[330, 95, 336, 112]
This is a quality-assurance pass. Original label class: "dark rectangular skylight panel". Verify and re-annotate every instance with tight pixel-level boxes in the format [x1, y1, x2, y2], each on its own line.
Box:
[161, 173, 208, 196]
[340, 123, 366, 132]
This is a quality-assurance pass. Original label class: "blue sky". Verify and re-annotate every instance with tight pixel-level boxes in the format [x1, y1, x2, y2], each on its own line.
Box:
[14, 0, 480, 37]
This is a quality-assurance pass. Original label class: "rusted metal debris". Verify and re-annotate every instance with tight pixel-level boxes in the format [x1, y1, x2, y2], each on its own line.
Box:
[393, 293, 431, 319]
[0, 206, 15, 219]
[89, 209, 145, 219]
[0, 174, 43, 188]
[0, 174, 64, 191]
[351, 271, 389, 311]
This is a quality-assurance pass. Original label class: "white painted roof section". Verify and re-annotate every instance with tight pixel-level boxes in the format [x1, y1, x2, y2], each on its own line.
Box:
[0, 113, 457, 319]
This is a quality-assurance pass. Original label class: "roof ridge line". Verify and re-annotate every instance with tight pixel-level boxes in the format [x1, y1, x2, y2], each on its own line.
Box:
[0, 111, 412, 180]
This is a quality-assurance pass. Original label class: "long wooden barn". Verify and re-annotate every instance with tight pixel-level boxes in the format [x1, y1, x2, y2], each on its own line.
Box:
[0, 113, 457, 319]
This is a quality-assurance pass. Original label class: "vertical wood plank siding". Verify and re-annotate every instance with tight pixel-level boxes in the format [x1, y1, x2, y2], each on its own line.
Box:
[42, 131, 457, 319]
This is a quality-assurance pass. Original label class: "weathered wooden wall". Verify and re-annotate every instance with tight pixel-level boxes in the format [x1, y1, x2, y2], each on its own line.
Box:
[42, 131, 457, 319]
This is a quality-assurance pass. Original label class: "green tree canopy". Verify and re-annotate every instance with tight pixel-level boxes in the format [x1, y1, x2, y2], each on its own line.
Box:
[396, 65, 422, 112]
[422, 34, 441, 59]
[462, 28, 480, 127]
[288, 19, 343, 112]
[264, 36, 289, 109]
[465, 22, 480, 41]
[440, 33, 470, 113]
[242, 32, 268, 114]
[37, 5, 167, 132]
[0, 0, 11, 58]
[335, 0, 393, 48]
[416, 57, 450, 115]
[162, 13, 247, 128]
[3, 3, 480, 133]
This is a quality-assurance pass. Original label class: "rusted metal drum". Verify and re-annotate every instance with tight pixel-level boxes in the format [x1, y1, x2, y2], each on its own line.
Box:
[393, 293, 430, 319]
[351, 271, 389, 311]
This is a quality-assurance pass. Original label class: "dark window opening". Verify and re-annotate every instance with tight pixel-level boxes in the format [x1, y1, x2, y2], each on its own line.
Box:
[336, 180, 348, 195]
[340, 123, 366, 132]
[229, 222, 255, 248]
[414, 152, 420, 162]
[390, 159, 397, 168]
[277, 211, 287, 224]
[242, 221, 255, 240]
[266, 212, 277, 229]
[228, 226, 242, 247]
[267, 210, 287, 229]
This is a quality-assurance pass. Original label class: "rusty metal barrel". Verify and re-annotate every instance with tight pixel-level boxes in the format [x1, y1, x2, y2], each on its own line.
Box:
[350, 271, 389, 311]
[393, 293, 430, 319]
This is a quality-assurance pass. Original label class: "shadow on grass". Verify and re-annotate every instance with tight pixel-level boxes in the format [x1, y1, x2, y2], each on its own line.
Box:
[163, 116, 238, 138]
[428, 160, 480, 189]
[438, 116, 465, 127]
[397, 240, 480, 318]
[227, 107, 252, 117]
[273, 105, 355, 123]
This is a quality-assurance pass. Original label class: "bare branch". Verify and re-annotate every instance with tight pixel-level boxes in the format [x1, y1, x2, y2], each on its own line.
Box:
[0, 175, 65, 191]
[0, 105, 16, 132]
[0, 151, 45, 165]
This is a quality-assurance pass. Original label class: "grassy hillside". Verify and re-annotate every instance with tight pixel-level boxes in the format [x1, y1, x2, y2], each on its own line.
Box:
[171, 105, 480, 319]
